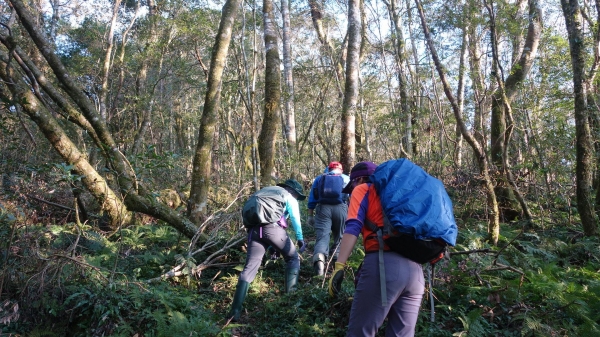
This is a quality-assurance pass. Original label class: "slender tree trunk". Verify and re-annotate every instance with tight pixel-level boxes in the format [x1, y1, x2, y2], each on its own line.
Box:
[99, 0, 121, 121]
[455, 21, 468, 167]
[582, 0, 600, 226]
[488, 0, 541, 220]
[467, 18, 489, 153]
[340, 0, 361, 173]
[406, 0, 422, 156]
[188, 0, 242, 222]
[258, 0, 281, 186]
[415, 0, 501, 245]
[131, 0, 158, 155]
[386, 0, 412, 158]
[308, 0, 345, 97]
[239, 3, 260, 191]
[114, 0, 140, 121]
[281, 0, 297, 151]
[561, 0, 598, 236]
[48, 0, 60, 41]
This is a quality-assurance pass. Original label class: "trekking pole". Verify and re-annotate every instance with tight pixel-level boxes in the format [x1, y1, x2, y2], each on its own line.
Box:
[429, 264, 435, 322]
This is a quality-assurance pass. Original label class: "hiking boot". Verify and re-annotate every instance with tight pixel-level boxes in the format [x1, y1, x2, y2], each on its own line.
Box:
[227, 280, 250, 322]
[284, 267, 299, 293]
[313, 261, 325, 276]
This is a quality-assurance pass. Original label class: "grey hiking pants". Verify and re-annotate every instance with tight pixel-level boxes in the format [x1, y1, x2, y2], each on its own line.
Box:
[239, 224, 300, 283]
[347, 252, 424, 337]
[312, 203, 348, 264]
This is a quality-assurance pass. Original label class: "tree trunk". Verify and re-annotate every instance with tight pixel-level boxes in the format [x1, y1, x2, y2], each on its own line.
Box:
[188, 0, 242, 223]
[8, 0, 139, 198]
[308, 0, 345, 97]
[488, 0, 541, 220]
[0, 63, 132, 228]
[467, 18, 490, 154]
[281, 0, 297, 151]
[131, 0, 159, 155]
[340, 0, 361, 173]
[415, 0, 501, 245]
[258, 0, 281, 186]
[386, 0, 413, 158]
[561, 0, 598, 236]
[455, 21, 468, 167]
[5, 0, 200, 238]
[99, 0, 121, 121]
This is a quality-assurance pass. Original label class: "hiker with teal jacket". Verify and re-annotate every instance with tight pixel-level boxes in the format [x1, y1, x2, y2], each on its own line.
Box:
[227, 179, 306, 322]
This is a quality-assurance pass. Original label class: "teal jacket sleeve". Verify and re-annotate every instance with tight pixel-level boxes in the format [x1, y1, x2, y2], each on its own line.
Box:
[284, 193, 303, 240]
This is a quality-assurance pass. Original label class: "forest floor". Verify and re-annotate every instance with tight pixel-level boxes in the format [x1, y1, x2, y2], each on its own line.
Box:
[1, 187, 600, 336]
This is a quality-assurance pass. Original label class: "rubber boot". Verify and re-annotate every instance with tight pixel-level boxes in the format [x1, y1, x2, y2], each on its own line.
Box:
[313, 253, 325, 276]
[284, 268, 300, 293]
[227, 280, 250, 322]
[313, 261, 325, 276]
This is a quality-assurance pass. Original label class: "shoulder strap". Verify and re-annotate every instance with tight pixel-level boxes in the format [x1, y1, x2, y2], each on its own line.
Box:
[364, 219, 387, 307]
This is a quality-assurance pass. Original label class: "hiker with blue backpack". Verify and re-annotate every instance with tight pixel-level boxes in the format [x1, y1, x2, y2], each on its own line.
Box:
[227, 179, 307, 322]
[328, 159, 458, 337]
[307, 161, 350, 276]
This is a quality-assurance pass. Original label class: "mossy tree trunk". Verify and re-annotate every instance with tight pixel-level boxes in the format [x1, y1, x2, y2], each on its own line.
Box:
[4, 0, 200, 238]
[561, 0, 598, 236]
[188, 0, 242, 224]
[258, 0, 281, 186]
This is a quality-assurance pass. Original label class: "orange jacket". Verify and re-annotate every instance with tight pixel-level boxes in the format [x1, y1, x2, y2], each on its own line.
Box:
[346, 183, 391, 253]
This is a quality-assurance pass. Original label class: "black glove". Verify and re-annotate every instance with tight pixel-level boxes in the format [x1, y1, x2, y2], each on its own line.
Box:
[297, 240, 306, 253]
[329, 262, 345, 296]
[268, 246, 280, 260]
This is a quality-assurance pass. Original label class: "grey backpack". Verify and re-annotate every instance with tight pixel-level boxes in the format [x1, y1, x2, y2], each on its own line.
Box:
[242, 186, 287, 228]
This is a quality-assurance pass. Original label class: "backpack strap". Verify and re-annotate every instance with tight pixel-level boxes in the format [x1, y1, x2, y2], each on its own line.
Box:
[364, 219, 387, 307]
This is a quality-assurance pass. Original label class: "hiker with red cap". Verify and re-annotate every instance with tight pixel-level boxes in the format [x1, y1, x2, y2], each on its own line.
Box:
[307, 161, 350, 276]
[329, 161, 425, 337]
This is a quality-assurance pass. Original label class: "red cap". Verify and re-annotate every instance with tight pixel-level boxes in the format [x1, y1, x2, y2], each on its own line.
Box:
[328, 161, 343, 171]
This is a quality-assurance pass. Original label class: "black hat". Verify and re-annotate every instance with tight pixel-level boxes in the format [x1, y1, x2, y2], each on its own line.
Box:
[277, 179, 306, 200]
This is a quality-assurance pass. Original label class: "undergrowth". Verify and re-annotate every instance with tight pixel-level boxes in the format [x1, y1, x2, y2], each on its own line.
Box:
[1, 195, 600, 336]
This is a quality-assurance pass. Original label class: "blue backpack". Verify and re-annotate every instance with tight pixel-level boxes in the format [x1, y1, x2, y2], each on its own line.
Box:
[315, 174, 344, 205]
[365, 158, 457, 264]
[370, 158, 458, 249]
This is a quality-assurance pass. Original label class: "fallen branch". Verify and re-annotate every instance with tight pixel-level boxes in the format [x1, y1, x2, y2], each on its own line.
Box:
[483, 262, 524, 276]
[25, 194, 101, 218]
[449, 248, 492, 256]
